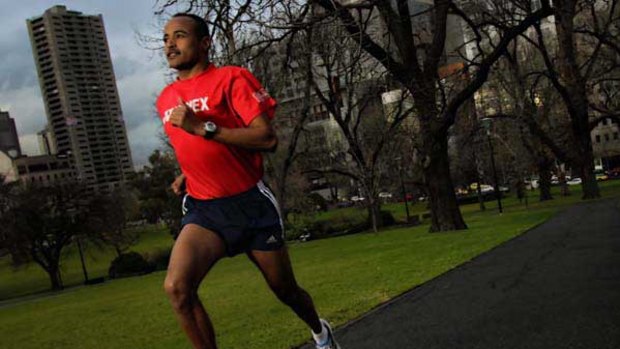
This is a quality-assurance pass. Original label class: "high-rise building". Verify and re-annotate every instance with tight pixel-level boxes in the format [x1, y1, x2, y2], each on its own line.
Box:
[26, 5, 133, 191]
[0, 110, 22, 158]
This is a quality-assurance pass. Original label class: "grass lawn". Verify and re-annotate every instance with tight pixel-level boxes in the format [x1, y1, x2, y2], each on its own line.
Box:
[0, 180, 619, 349]
[0, 225, 173, 300]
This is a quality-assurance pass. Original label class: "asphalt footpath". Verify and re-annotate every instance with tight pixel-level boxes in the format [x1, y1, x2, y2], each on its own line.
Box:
[300, 198, 620, 349]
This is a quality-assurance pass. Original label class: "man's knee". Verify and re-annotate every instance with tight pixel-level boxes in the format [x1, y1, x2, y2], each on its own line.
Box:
[272, 283, 304, 305]
[164, 279, 196, 313]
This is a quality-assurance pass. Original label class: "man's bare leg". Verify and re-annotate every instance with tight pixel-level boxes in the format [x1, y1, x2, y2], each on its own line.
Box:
[164, 224, 226, 349]
[247, 247, 322, 333]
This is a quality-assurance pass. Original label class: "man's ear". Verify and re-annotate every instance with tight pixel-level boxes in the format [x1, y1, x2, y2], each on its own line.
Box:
[201, 36, 211, 55]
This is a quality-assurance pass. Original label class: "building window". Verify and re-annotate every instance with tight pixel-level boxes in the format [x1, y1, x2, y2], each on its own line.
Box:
[595, 135, 601, 143]
[604, 134, 610, 142]
[614, 132, 619, 140]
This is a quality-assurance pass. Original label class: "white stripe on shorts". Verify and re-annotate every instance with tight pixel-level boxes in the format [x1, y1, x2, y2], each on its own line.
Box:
[256, 180, 284, 239]
[181, 193, 189, 215]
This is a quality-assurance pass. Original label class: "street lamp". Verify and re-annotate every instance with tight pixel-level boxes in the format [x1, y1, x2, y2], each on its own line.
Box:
[68, 207, 89, 284]
[480, 118, 503, 214]
[395, 157, 411, 222]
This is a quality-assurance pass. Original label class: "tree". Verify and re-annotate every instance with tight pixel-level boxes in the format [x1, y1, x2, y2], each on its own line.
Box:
[89, 188, 141, 256]
[1, 182, 93, 290]
[488, 37, 567, 202]
[153, 0, 555, 231]
[132, 150, 183, 237]
[309, 0, 553, 231]
[484, 0, 620, 200]
[299, 16, 407, 231]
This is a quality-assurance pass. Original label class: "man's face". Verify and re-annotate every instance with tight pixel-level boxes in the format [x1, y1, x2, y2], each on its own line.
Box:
[163, 17, 210, 70]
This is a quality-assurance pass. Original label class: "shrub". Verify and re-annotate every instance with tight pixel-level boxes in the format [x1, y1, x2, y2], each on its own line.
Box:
[143, 247, 172, 271]
[284, 213, 314, 241]
[380, 210, 396, 226]
[307, 193, 328, 212]
[108, 251, 154, 279]
[285, 208, 397, 242]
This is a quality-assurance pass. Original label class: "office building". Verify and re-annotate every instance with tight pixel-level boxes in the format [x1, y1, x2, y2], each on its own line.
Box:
[0, 110, 22, 158]
[27, 5, 133, 191]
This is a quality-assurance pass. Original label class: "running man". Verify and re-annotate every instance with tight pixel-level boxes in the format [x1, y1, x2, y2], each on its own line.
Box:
[156, 13, 340, 349]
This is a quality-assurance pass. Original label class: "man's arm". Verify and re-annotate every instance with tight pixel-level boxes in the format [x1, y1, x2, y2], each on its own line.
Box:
[204, 114, 277, 152]
[170, 173, 185, 196]
[168, 99, 277, 152]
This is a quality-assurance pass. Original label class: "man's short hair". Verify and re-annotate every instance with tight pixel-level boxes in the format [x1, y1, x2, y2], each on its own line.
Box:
[172, 13, 210, 38]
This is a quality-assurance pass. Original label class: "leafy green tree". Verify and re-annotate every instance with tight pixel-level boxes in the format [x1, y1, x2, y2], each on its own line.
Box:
[132, 150, 183, 237]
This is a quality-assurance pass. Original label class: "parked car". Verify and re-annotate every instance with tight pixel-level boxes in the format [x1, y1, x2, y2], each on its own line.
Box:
[596, 173, 608, 181]
[567, 177, 582, 186]
[378, 192, 393, 199]
[351, 196, 365, 202]
[469, 183, 494, 192]
[607, 167, 620, 179]
[336, 201, 354, 208]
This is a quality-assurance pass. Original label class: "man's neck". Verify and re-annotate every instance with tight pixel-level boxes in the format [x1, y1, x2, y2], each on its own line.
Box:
[177, 60, 211, 80]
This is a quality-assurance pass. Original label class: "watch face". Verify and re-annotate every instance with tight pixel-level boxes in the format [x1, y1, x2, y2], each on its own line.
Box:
[203, 121, 217, 139]
[205, 121, 217, 132]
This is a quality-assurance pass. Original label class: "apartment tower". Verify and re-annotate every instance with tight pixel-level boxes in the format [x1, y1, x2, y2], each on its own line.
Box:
[26, 5, 133, 191]
[0, 110, 22, 158]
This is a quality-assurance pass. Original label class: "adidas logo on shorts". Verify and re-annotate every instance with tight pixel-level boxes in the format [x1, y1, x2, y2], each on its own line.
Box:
[266, 235, 278, 244]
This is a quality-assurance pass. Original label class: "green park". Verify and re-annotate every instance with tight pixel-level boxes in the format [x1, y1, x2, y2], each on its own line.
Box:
[2, 1, 620, 349]
[2, 180, 619, 349]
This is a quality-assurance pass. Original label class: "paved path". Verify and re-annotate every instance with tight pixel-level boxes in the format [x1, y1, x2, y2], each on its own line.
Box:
[301, 198, 620, 349]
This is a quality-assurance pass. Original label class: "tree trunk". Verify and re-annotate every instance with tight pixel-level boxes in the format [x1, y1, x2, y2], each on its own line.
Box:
[553, 0, 600, 200]
[559, 170, 571, 196]
[578, 157, 600, 199]
[47, 265, 63, 291]
[476, 178, 485, 211]
[537, 159, 553, 201]
[473, 153, 486, 211]
[424, 134, 467, 232]
[366, 197, 382, 233]
[572, 114, 600, 199]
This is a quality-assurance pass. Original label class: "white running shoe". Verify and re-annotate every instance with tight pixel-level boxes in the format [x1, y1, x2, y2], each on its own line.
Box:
[315, 319, 341, 349]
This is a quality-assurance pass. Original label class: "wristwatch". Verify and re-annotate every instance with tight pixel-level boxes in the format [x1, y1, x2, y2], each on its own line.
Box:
[202, 121, 218, 139]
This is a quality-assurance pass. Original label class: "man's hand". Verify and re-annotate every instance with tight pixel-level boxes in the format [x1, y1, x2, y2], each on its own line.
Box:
[170, 174, 186, 196]
[169, 98, 204, 135]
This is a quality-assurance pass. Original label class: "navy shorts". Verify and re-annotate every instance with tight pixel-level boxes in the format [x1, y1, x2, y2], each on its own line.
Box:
[181, 181, 285, 256]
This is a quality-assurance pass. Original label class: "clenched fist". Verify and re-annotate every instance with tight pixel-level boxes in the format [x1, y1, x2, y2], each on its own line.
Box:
[169, 98, 204, 135]
[170, 173, 186, 196]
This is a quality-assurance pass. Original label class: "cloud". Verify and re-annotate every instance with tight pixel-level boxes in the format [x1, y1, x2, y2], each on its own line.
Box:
[126, 119, 164, 169]
[116, 57, 168, 167]
[0, 1, 172, 169]
[0, 85, 47, 135]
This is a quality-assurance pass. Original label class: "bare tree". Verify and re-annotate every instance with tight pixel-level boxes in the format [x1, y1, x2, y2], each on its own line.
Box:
[0, 182, 93, 290]
[489, 36, 569, 201]
[480, 0, 620, 199]
[297, 13, 409, 231]
[310, 0, 554, 231]
[89, 188, 141, 256]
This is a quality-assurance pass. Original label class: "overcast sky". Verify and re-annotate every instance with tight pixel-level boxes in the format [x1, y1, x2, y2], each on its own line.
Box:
[0, 0, 186, 169]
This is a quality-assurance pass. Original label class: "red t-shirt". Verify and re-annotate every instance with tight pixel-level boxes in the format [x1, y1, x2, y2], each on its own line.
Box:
[156, 64, 277, 199]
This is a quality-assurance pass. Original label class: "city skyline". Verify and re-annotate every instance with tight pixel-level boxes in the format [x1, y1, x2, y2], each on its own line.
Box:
[0, 1, 185, 169]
